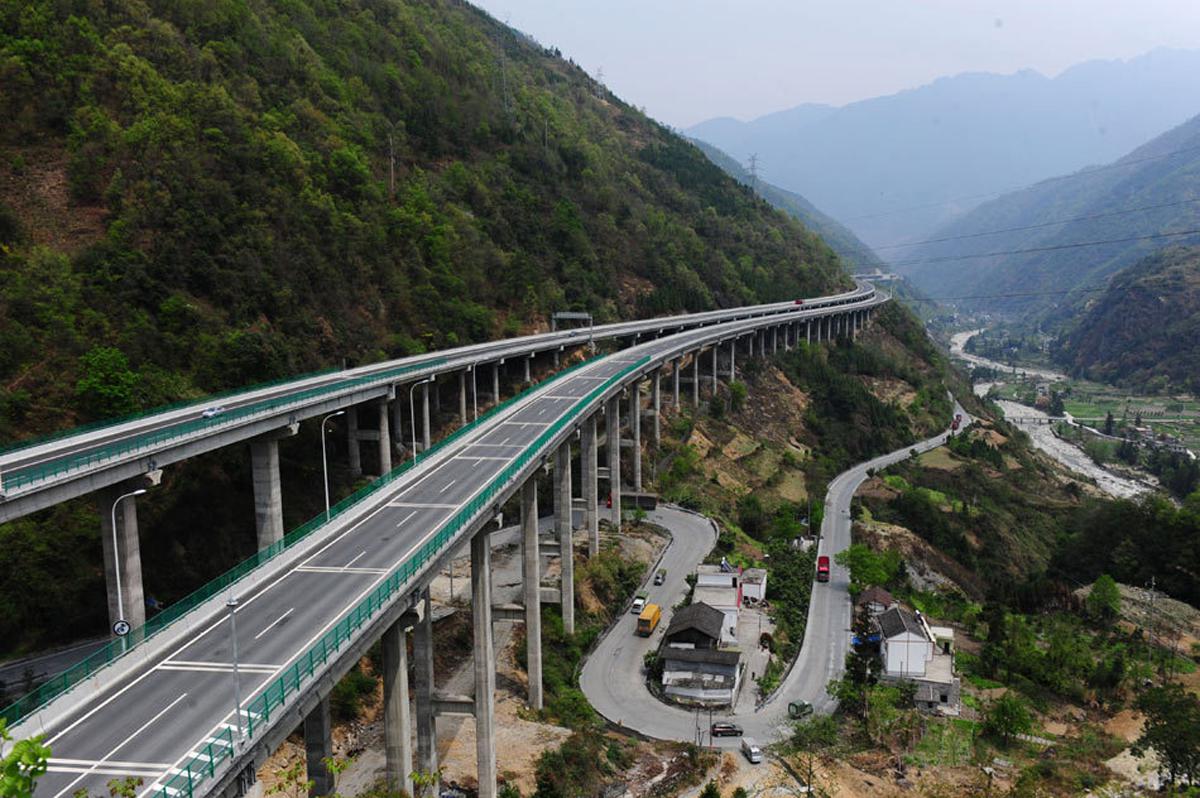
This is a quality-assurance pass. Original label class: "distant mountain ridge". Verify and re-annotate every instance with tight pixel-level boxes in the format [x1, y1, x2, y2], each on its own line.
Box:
[687, 49, 1200, 247]
[1056, 246, 1200, 392]
[896, 113, 1200, 315]
[687, 138, 885, 271]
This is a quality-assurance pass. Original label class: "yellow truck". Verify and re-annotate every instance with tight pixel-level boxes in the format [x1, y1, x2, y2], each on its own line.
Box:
[636, 603, 662, 636]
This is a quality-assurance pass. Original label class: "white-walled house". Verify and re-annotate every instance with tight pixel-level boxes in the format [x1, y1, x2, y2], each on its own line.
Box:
[741, 568, 768, 603]
[878, 606, 933, 677]
[874, 606, 961, 715]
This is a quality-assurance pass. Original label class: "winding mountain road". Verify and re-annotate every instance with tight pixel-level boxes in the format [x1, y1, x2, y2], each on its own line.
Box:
[580, 401, 970, 747]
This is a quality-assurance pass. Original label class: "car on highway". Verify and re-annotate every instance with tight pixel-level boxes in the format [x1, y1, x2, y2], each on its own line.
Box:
[816, 555, 830, 582]
[710, 721, 743, 737]
[201, 405, 226, 418]
[741, 737, 763, 763]
[630, 595, 646, 615]
[653, 569, 666, 585]
[794, 298, 805, 305]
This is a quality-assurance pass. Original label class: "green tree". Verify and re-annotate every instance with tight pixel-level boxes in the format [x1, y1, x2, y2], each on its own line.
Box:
[1104, 411, 1115, 436]
[1, 721, 50, 798]
[74, 346, 139, 419]
[1086, 574, 1121, 624]
[834, 543, 900, 594]
[983, 693, 1032, 747]
[729, 381, 747, 412]
[699, 780, 721, 798]
[1133, 684, 1200, 786]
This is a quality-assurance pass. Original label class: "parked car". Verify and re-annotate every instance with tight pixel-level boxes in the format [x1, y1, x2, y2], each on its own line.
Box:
[201, 406, 226, 419]
[653, 569, 666, 586]
[741, 737, 763, 763]
[710, 722, 743, 738]
[630, 595, 646, 615]
[788, 700, 813, 719]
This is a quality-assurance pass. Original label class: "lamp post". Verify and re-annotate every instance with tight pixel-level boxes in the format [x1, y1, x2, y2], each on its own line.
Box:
[321, 410, 345, 522]
[109, 487, 147, 638]
[409, 378, 434, 458]
[227, 596, 244, 740]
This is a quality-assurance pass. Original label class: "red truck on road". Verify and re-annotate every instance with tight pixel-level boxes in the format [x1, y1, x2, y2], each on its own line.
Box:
[816, 555, 830, 582]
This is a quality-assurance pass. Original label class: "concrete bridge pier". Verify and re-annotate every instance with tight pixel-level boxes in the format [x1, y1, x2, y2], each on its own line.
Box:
[555, 442, 575, 634]
[630, 384, 642, 491]
[250, 423, 298, 549]
[304, 697, 334, 796]
[390, 396, 404, 457]
[773, 326, 779, 354]
[606, 396, 621, 528]
[377, 398, 392, 475]
[382, 614, 415, 795]
[471, 528, 497, 798]
[422, 382, 432, 452]
[582, 414, 599, 557]
[672, 360, 680, 407]
[459, 371, 469, 427]
[710, 347, 718, 395]
[414, 588, 438, 778]
[807, 321, 812, 345]
[99, 472, 160, 637]
[346, 406, 362, 477]
[652, 370, 661, 448]
[748, 332, 754, 357]
[523, 354, 532, 384]
[728, 340, 736, 381]
[521, 480, 542, 710]
[492, 363, 501, 405]
[692, 353, 700, 406]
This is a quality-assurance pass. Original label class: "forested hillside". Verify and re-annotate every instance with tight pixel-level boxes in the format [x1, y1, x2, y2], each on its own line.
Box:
[687, 138, 885, 271]
[1056, 246, 1200, 391]
[0, 0, 868, 659]
[0, 0, 848, 444]
[897, 113, 1200, 316]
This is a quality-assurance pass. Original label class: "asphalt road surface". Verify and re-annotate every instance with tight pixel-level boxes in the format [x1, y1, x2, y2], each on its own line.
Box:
[579, 402, 971, 748]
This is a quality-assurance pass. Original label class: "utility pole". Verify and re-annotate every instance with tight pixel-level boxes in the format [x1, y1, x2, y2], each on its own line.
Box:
[747, 153, 760, 193]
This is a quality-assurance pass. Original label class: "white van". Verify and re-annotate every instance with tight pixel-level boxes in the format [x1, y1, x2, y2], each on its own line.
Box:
[740, 737, 762, 764]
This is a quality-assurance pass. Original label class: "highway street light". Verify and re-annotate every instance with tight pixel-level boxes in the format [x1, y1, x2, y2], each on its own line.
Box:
[227, 596, 244, 740]
[409, 378, 434, 459]
[320, 410, 345, 522]
[109, 487, 147, 638]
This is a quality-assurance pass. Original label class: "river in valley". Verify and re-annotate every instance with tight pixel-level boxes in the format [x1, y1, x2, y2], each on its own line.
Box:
[949, 330, 1149, 499]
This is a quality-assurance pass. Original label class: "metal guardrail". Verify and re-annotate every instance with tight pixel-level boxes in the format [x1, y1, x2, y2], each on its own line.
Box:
[152, 354, 650, 798]
[0, 359, 449, 493]
[0, 356, 598, 728]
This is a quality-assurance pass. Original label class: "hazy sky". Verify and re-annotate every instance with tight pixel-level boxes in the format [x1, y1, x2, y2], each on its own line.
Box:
[471, 0, 1200, 128]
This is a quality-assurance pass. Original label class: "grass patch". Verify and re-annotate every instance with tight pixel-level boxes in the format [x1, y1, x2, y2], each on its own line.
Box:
[909, 718, 978, 767]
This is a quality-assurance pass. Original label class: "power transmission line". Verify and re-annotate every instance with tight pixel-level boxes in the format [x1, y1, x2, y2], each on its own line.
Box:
[885, 227, 1200, 268]
[844, 142, 1200, 223]
[875, 198, 1200, 251]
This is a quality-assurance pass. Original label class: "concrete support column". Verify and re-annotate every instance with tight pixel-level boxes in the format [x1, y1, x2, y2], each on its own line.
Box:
[711, 347, 718, 394]
[524, 355, 532, 384]
[391, 398, 404, 454]
[728, 340, 736, 381]
[583, 415, 599, 557]
[652, 371, 661, 448]
[471, 530, 497, 798]
[250, 436, 284, 550]
[492, 363, 501, 404]
[415, 588, 437, 777]
[672, 360, 680, 407]
[748, 333, 755, 357]
[773, 326, 779, 354]
[630, 384, 642, 492]
[304, 698, 334, 797]
[692, 354, 700, 406]
[377, 399, 392, 475]
[382, 618, 413, 796]
[421, 383, 431, 452]
[555, 443, 575, 634]
[606, 396, 621, 528]
[347, 406, 362, 476]
[99, 483, 148, 634]
[521, 481, 542, 710]
[459, 371, 468, 427]
[807, 321, 812, 345]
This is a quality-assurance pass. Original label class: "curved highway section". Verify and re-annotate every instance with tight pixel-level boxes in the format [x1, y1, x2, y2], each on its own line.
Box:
[17, 287, 887, 798]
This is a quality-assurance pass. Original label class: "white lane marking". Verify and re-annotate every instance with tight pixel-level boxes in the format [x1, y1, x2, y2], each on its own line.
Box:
[51, 693, 188, 798]
[454, 455, 511, 462]
[157, 662, 278, 675]
[296, 565, 388, 575]
[396, 510, 418, 527]
[438, 479, 457, 494]
[49, 759, 171, 769]
[343, 551, 366, 569]
[253, 608, 295, 640]
[48, 765, 166, 777]
[389, 501, 458, 509]
[462, 442, 522, 449]
[536, 406, 547, 416]
[501, 420, 550, 427]
[499, 436, 510, 445]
